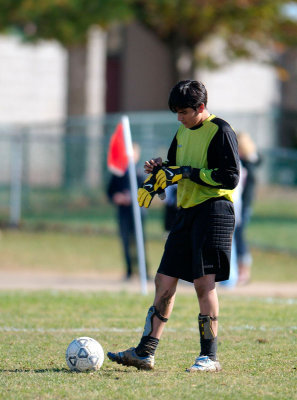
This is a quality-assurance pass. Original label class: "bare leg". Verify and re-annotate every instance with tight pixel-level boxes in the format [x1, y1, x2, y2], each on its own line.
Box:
[107, 273, 178, 370]
[190, 273, 221, 367]
[185, 274, 222, 371]
[150, 273, 178, 338]
[194, 274, 218, 335]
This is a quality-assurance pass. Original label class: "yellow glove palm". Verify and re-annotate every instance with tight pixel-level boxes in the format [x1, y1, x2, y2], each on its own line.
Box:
[137, 173, 160, 208]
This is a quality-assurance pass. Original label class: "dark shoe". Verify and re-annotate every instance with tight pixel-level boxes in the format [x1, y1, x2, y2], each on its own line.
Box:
[107, 347, 154, 370]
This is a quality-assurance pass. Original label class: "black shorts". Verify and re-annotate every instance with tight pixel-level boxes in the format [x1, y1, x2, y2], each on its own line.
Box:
[157, 197, 235, 283]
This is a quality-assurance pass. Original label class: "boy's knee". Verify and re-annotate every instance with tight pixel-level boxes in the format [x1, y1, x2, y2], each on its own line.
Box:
[194, 275, 215, 298]
[155, 274, 177, 297]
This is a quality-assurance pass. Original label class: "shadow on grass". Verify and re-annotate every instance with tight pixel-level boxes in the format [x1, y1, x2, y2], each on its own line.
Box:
[0, 368, 74, 373]
[0, 367, 139, 375]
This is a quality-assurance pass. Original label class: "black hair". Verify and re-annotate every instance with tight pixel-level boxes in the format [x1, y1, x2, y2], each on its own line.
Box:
[168, 80, 208, 112]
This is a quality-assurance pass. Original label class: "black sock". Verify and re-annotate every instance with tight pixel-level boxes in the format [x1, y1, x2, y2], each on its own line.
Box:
[200, 337, 217, 361]
[135, 336, 159, 357]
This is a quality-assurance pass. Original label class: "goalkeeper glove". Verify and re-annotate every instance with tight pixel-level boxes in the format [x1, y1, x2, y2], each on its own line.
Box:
[138, 172, 162, 208]
[155, 166, 192, 189]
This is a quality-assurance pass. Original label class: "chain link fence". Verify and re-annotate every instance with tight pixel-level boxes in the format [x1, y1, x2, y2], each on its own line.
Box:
[0, 111, 297, 231]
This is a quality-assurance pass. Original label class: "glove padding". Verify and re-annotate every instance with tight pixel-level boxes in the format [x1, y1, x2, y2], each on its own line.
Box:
[138, 172, 161, 208]
[155, 166, 192, 189]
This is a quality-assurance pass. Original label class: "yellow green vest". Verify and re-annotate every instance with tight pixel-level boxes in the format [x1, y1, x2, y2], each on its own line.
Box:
[176, 115, 235, 208]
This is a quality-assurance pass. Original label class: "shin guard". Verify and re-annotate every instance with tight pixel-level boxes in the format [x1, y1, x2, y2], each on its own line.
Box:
[198, 314, 217, 340]
[199, 314, 218, 361]
[135, 306, 168, 357]
[142, 306, 168, 337]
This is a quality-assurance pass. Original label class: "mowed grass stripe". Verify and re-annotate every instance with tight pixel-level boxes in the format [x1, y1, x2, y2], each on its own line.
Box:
[0, 292, 296, 400]
[1, 325, 297, 333]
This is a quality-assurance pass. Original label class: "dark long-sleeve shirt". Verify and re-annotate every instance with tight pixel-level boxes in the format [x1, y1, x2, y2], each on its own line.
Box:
[166, 114, 240, 207]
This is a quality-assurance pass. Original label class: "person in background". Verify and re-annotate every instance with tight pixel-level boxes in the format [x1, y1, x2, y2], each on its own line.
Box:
[107, 144, 146, 280]
[220, 162, 244, 289]
[235, 132, 261, 285]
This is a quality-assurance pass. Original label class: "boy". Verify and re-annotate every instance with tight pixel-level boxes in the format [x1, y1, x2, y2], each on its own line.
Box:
[107, 80, 240, 372]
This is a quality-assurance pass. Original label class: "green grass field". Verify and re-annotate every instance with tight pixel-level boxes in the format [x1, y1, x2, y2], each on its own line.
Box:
[0, 230, 296, 282]
[0, 185, 296, 399]
[0, 291, 296, 400]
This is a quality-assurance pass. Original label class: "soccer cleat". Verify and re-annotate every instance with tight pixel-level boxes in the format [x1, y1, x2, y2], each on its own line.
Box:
[107, 347, 154, 370]
[186, 356, 222, 372]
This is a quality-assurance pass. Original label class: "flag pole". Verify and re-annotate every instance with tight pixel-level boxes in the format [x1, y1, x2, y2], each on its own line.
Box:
[122, 115, 148, 295]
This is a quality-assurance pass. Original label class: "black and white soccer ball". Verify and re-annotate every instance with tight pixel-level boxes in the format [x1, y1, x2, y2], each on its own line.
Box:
[66, 336, 104, 372]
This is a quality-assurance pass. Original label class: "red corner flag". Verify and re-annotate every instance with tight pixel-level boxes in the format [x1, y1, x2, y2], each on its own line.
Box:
[107, 122, 129, 176]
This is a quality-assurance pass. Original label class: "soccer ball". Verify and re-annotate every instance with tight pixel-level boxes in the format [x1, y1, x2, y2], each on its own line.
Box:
[66, 336, 104, 372]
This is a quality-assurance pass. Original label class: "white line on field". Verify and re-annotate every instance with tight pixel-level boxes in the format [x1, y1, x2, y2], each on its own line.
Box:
[0, 326, 296, 333]
[262, 298, 297, 305]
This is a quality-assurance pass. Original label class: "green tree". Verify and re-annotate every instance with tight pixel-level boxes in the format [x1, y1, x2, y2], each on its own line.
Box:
[131, 0, 297, 81]
[0, 0, 133, 186]
[0, 0, 133, 115]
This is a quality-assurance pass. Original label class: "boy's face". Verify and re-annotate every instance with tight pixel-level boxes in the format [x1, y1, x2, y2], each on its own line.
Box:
[176, 106, 204, 128]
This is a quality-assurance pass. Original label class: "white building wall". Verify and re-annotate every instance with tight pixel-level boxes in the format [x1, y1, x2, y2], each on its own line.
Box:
[0, 31, 107, 187]
[0, 35, 67, 124]
[198, 61, 280, 113]
[198, 61, 280, 150]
